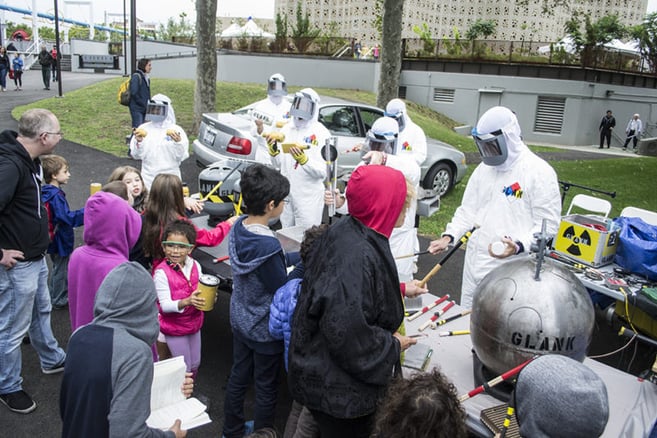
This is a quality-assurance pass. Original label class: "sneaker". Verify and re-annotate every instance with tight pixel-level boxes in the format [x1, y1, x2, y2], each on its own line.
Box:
[42, 360, 65, 375]
[0, 390, 37, 414]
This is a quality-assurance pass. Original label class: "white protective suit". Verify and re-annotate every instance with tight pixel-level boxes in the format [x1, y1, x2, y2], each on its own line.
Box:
[249, 95, 291, 165]
[386, 99, 427, 166]
[129, 94, 189, 189]
[445, 106, 561, 308]
[271, 91, 329, 229]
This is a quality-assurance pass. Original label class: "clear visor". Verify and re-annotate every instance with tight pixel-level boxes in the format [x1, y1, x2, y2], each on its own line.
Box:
[268, 80, 287, 97]
[145, 102, 168, 123]
[365, 130, 397, 154]
[384, 110, 406, 131]
[472, 129, 505, 157]
[290, 94, 315, 120]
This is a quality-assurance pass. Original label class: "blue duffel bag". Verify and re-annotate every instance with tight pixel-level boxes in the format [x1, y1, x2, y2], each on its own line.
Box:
[613, 216, 657, 281]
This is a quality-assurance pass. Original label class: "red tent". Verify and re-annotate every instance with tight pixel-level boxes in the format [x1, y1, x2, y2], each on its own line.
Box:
[11, 30, 30, 41]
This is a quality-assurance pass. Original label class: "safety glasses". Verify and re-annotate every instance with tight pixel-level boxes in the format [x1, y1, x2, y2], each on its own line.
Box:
[162, 241, 194, 250]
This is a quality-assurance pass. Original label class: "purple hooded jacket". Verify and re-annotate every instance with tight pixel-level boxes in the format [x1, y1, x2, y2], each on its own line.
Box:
[68, 192, 142, 331]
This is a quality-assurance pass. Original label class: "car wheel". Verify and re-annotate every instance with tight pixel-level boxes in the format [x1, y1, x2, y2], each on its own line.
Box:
[423, 162, 453, 197]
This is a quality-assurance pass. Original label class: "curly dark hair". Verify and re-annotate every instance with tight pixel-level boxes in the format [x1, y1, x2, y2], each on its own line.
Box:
[372, 369, 467, 438]
[300, 224, 329, 263]
[163, 219, 197, 246]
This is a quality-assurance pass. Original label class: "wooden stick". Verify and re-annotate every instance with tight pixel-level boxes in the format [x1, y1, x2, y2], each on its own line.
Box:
[419, 301, 455, 331]
[418, 226, 477, 287]
[407, 294, 449, 322]
[458, 357, 534, 402]
[395, 250, 430, 260]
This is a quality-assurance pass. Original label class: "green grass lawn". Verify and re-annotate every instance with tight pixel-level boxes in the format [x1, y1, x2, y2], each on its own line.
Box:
[13, 78, 657, 239]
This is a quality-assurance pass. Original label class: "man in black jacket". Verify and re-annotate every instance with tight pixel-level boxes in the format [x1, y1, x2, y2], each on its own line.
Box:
[37, 45, 53, 90]
[0, 109, 67, 414]
[599, 110, 616, 149]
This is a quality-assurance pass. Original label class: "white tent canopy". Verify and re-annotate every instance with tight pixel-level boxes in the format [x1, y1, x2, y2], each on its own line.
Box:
[240, 17, 274, 38]
[219, 23, 242, 38]
[219, 17, 274, 39]
[538, 35, 642, 56]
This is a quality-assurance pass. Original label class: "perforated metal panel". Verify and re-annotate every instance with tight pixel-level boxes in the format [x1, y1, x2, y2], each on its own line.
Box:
[433, 88, 455, 103]
[534, 96, 565, 134]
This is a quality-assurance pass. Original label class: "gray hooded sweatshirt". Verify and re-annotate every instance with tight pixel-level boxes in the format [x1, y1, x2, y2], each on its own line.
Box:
[60, 262, 173, 437]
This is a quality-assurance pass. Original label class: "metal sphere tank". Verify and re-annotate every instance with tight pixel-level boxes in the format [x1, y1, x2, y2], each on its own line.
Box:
[470, 256, 594, 376]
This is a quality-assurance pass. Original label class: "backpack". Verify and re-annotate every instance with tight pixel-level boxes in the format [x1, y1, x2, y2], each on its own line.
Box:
[118, 77, 131, 106]
[118, 73, 143, 106]
[44, 201, 57, 242]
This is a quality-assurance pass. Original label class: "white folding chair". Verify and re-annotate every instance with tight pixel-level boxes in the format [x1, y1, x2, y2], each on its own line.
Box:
[620, 206, 657, 225]
[565, 194, 612, 219]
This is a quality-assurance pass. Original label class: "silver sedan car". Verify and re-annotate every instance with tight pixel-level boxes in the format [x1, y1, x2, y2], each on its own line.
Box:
[193, 97, 467, 197]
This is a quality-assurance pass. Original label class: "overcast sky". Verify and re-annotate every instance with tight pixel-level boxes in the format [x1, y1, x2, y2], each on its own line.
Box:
[2, 0, 275, 26]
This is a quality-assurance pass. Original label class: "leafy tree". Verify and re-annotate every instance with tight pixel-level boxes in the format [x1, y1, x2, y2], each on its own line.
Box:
[290, 1, 320, 53]
[373, 0, 384, 38]
[465, 18, 496, 58]
[315, 21, 344, 55]
[38, 26, 56, 40]
[631, 12, 657, 73]
[565, 12, 627, 67]
[465, 19, 496, 40]
[376, 0, 403, 108]
[157, 12, 195, 42]
[412, 23, 435, 56]
[272, 12, 288, 52]
[194, 0, 218, 131]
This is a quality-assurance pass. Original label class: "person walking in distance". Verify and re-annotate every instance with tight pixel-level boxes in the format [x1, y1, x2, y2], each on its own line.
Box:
[622, 113, 642, 152]
[38, 45, 53, 90]
[599, 110, 616, 149]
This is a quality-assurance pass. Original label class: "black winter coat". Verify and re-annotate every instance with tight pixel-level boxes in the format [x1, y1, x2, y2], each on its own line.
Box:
[288, 216, 403, 419]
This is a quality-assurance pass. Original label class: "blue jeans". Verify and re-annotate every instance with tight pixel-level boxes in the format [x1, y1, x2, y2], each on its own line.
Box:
[48, 253, 69, 308]
[0, 66, 6, 89]
[223, 335, 281, 438]
[0, 258, 66, 394]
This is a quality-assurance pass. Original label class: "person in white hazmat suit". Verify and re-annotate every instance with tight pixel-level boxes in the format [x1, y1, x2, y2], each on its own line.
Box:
[385, 98, 427, 166]
[130, 94, 189, 190]
[251, 73, 291, 164]
[428, 106, 561, 309]
[329, 117, 427, 295]
[267, 88, 329, 229]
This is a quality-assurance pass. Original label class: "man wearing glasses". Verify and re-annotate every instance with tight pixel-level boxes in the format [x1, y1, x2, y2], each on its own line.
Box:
[0, 109, 67, 414]
[427, 106, 561, 308]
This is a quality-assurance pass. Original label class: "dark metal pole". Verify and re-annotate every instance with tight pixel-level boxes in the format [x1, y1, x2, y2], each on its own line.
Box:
[130, 0, 137, 74]
[54, 0, 63, 97]
[123, 0, 127, 76]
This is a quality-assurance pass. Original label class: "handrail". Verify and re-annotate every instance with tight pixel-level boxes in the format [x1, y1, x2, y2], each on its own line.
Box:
[332, 44, 350, 58]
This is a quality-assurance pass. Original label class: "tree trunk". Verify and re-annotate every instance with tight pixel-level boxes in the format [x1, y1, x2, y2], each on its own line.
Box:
[194, 0, 218, 131]
[377, 0, 404, 109]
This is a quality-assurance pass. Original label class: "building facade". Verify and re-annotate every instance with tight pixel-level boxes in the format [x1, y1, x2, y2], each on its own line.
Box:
[274, 0, 648, 46]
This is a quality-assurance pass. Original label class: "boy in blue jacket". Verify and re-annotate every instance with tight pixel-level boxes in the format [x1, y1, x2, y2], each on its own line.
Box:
[41, 154, 84, 309]
[269, 223, 328, 438]
[223, 163, 292, 438]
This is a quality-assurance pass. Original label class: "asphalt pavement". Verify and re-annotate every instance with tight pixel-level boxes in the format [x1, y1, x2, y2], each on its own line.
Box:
[0, 70, 652, 437]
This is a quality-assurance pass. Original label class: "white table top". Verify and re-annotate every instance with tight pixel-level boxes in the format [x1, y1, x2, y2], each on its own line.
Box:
[403, 294, 657, 437]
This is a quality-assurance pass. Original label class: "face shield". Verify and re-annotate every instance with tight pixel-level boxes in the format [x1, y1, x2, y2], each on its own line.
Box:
[145, 101, 169, 124]
[268, 75, 287, 97]
[290, 92, 316, 121]
[360, 117, 399, 159]
[385, 99, 407, 132]
[384, 109, 406, 132]
[471, 127, 508, 167]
